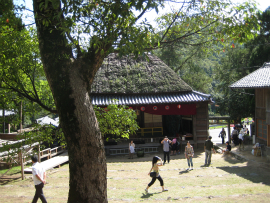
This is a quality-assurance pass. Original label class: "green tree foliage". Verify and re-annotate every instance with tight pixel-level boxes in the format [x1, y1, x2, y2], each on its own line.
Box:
[152, 0, 259, 93]
[214, 47, 255, 120]
[0, 0, 56, 131]
[214, 7, 270, 120]
[0, 27, 55, 113]
[247, 6, 270, 66]
[94, 102, 139, 139]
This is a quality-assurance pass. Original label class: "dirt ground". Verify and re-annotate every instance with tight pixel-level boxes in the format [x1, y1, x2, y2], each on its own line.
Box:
[1, 146, 270, 203]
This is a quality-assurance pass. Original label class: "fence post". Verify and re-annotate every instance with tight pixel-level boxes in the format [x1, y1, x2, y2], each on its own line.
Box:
[20, 151, 24, 180]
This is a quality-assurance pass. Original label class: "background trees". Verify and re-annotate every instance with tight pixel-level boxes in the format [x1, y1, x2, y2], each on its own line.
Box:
[214, 7, 270, 120]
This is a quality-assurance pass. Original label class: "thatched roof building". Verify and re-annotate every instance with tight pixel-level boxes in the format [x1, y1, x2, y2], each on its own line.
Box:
[91, 53, 211, 107]
[91, 53, 212, 148]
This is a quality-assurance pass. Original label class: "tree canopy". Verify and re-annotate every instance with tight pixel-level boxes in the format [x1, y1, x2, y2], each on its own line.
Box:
[214, 7, 270, 120]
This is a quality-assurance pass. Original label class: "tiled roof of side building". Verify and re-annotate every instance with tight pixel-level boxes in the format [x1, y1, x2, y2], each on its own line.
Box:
[230, 62, 270, 89]
[90, 90, 212, 106]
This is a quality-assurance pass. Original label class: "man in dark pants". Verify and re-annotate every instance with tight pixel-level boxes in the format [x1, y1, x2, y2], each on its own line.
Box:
[204, 136, 216, 166]
[161, 136, 172, 165]
[31, 155, 47, 203]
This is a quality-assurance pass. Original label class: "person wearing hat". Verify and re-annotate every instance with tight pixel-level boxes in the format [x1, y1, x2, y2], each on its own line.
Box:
[204, 136, 216, 166]
[161, 136, 172, 165]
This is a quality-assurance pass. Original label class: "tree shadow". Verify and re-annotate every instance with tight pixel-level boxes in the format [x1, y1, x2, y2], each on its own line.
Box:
[0, 174, 21, 185]
[215, 165, 270, 187]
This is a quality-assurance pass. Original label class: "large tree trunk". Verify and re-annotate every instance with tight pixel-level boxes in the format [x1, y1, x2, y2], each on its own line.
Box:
[33, 1, 108, 202]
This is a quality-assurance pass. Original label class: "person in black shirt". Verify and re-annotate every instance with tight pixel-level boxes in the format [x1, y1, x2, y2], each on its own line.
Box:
[222, 141, 231, 154]
[204, 136, 216, 166]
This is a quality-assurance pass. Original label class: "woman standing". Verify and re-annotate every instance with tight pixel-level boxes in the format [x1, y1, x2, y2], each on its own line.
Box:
[128, 140, 135, 159]
[145, 156, 168, 193]
[185, 141, 194, 170]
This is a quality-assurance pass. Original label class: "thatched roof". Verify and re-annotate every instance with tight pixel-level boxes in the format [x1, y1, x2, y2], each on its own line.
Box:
[90, 53, 192, 94]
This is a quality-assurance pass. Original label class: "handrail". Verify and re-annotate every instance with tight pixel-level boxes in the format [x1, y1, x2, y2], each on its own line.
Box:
[137, 127, 163, 136]
[0, 145, 66, 168]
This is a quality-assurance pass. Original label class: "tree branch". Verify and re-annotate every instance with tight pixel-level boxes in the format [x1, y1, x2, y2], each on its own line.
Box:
[66, 32, 81, 57]
[1, 81, 57, 114]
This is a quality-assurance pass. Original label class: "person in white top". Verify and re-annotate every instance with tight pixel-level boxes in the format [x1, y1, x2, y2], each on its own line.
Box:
[31, 155, 47, 203]
[239, 128, 245, 151]
[128, 140, 135, 159]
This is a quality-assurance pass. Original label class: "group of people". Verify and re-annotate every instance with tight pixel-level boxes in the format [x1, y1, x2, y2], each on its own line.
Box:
[219, 124, 249, 151]
[145, 135, 217, 193]
[231, 125, 249, 150]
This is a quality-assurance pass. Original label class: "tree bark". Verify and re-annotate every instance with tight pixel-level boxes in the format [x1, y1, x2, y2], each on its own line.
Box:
[33, 0, 107, 202]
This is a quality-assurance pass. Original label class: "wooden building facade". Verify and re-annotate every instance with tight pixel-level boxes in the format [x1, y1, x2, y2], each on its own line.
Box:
[91, 53, 212, 148]
[230, 62, 270, 161]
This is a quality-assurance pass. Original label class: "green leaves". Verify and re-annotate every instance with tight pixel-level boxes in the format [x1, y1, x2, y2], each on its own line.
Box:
[94, 100, 139, 140]
[0, 25, 56, 113]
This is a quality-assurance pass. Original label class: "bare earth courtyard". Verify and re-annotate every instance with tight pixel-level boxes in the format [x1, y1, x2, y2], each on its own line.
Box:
[1, 148, 270, 203]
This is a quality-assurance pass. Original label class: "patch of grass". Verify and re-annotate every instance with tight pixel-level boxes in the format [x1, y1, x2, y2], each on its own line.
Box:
[209, 125, 227, 130]
[0, 165, 24, 175]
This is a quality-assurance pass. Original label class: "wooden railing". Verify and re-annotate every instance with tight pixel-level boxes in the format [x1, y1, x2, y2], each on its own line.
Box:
[136, 127, 163, 136]
[40, 145, 66, 160]
[0, 145, 66, 169]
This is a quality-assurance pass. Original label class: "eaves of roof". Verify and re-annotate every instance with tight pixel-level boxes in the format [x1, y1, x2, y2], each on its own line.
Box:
[230, 62, 270, 89]
[90, 90, 212, 106]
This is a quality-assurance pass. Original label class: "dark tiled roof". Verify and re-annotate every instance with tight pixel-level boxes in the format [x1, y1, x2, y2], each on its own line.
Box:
[230, 62, 270, 89]
[91, 90, 211, 106]
[91, 53, 192, 94]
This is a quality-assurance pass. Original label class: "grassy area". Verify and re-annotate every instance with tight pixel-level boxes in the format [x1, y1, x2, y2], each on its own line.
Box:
[1, 150, 270, 202]
[0, 165, 23, 176]
[209, 125, 227, 130]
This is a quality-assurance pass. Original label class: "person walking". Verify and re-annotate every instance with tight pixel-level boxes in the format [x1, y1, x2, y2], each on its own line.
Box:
[204, 136, 216, 166]
[128, 140, 135, 159]
[232, 127, 239, 146]
[184, 141, 194, 170]
[31, 155, 47, 203]
[238, 129, 244, 151]
[161, 136, 172, 165]
[219, 128, 226, 144]
[145, 156, 168, 193]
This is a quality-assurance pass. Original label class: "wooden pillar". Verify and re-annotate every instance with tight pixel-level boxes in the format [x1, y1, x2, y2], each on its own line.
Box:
[8, 124, 10, 133]
[266, 89, 270, 125]
[228, 120, 231, 143]
[192, 114, 197, 149]
[267, 125, 270, 147]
